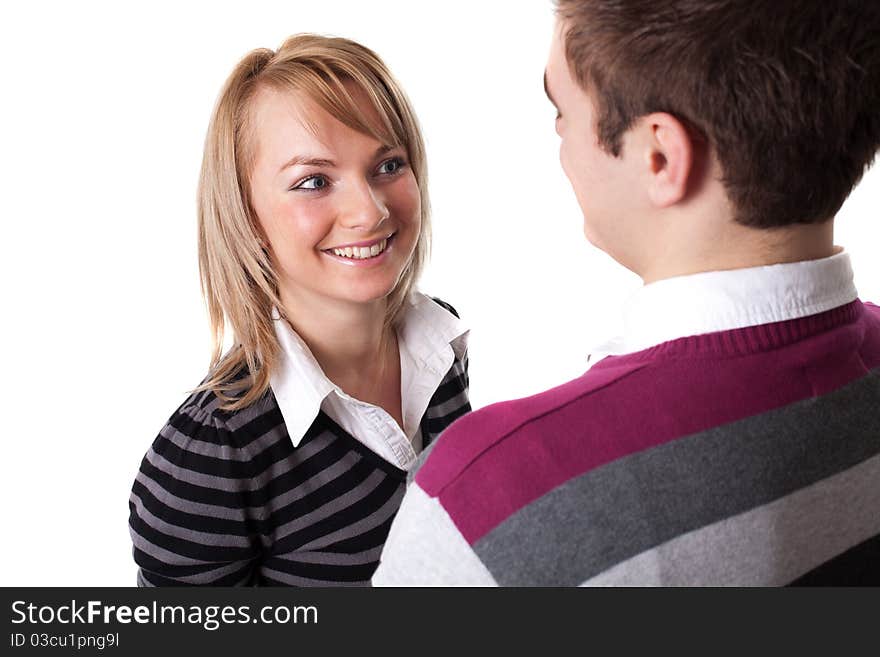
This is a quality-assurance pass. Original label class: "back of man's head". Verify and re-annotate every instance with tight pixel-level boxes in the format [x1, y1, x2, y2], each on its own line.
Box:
[555, 0, 880, 230]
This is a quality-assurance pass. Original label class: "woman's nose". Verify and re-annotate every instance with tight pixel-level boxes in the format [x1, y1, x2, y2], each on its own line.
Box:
[338, 180, 389, 231]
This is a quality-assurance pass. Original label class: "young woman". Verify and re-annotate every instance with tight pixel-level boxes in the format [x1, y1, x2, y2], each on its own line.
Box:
[128, 35, 470, 586]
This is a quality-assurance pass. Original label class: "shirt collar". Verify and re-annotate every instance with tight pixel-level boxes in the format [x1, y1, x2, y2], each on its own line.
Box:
[596, 249, 857, 358]
[269, 313, 336, 448]
[269, 292, 469, 447]
[397, 292, 469, 367]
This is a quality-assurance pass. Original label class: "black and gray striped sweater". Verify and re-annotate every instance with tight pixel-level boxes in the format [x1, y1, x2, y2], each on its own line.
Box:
[129, 311, 470, 586]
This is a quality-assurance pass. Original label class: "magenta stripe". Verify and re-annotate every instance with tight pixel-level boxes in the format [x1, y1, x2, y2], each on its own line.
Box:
[416, 358, 648, 490]
[417, 301, 880, 544]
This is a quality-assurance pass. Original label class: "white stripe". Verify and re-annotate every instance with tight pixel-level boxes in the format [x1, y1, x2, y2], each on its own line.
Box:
[372, 483, 497, 586]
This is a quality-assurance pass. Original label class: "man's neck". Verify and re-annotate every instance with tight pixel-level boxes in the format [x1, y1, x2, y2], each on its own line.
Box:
[639, 217, 836, 284]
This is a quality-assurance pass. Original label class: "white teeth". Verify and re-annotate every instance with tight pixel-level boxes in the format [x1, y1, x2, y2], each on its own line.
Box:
[330, 238, 389, 260]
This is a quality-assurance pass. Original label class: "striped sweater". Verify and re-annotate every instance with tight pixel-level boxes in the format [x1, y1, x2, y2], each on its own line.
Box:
[373, 300, 880, 586]
[129, 342, 470, 586]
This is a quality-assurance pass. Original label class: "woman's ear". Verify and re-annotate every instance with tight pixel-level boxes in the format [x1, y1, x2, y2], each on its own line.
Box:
[642, 112, 694, 208]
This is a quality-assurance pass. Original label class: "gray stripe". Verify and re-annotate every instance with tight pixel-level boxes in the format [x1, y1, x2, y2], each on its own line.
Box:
[136, 556, 251, 586]
[130, 528, 218, 568]
[253, 430, 346, 489]
[581, 452, 880, 585]
[182, 392, 224, 418]
[475, 369, 880, 585]
[144, 449, 252, 493]
[176, 401, 223, 425]
[409, 438, 439, 485]
[278, 546, 383, 567]
[274, 469, 389, 541]
[168, 404, 302, 460]
[259, 568, 367, 587]
[223, 395, 278, 432]
[158, 419, 284, 461]
[133, 472, 245, 521]
[298, 488, 404, 552]
[173, 392, 271, 431]
[168, 560, 254, 586]
[135, 439, 362, 523]
[424, 386, 470, 418]
[263, 448, 363, 516]
[144, 427, 340, 493]
[129, 490, 252, 548]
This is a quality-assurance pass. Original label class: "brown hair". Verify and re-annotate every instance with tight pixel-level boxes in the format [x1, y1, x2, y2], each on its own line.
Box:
[555, 0, 880, 228]
[196, 34, 430, 410]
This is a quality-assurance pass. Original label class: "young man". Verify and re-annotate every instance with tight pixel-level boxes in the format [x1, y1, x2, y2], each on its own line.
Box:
[372, 1, 880, 585]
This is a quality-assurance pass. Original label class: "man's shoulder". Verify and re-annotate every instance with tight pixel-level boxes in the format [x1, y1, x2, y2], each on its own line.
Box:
[414, 357, 649, 496]
[416, 300, 880, 496]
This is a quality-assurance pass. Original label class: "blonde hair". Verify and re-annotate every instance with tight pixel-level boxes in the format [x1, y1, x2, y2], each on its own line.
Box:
[196, 34, 430, 410]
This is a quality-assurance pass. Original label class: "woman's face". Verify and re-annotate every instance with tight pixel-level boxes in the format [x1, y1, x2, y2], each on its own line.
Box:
[248, 86, 421, 317]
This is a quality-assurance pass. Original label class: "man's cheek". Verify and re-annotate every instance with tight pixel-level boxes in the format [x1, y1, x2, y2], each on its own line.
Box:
[559, 142, 573, 182]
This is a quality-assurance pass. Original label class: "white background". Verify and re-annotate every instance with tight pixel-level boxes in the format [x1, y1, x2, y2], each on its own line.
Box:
[1, 0, 877, 586]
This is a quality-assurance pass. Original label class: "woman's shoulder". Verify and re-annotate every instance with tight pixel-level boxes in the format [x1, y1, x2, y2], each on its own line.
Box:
[133, 380, 285, 500]
[160, 375, 282, 451]
[407, 291, 463, 319]
[403, 292, 469, 366]
[428, 296, 460, 319]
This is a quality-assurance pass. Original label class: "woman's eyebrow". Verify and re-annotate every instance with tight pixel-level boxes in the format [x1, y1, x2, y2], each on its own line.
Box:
[375, 144, 397, 157]
[279, 145, 398, 173]
[279, 155, 335, 173]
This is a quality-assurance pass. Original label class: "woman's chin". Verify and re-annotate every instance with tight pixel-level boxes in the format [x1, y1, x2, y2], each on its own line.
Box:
[332, 281, 398, 306]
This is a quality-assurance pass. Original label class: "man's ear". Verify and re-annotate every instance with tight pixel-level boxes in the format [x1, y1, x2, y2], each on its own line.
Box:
[641, 112, 694, 208]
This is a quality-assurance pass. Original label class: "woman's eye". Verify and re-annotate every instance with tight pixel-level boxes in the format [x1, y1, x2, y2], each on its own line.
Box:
[377, 157, 405, 175]
[293, 175, 329, 191]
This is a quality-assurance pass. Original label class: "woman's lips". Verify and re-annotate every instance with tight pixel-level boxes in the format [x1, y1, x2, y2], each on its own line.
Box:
[324, 232, 395, 251]
[321, 233, 396, 265]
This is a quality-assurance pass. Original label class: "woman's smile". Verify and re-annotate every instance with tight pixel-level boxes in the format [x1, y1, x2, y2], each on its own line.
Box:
[322, 232, 397, 266]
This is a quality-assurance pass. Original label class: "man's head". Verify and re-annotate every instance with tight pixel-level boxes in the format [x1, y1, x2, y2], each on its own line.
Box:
[546, 0, 880, 279]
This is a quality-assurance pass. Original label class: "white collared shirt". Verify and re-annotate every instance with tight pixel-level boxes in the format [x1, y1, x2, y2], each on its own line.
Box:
[590, 249, 858, 361]
[269, 292, 469, 471]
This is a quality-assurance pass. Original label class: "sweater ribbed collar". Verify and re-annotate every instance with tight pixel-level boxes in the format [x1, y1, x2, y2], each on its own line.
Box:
[591, 249, 858, 360]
